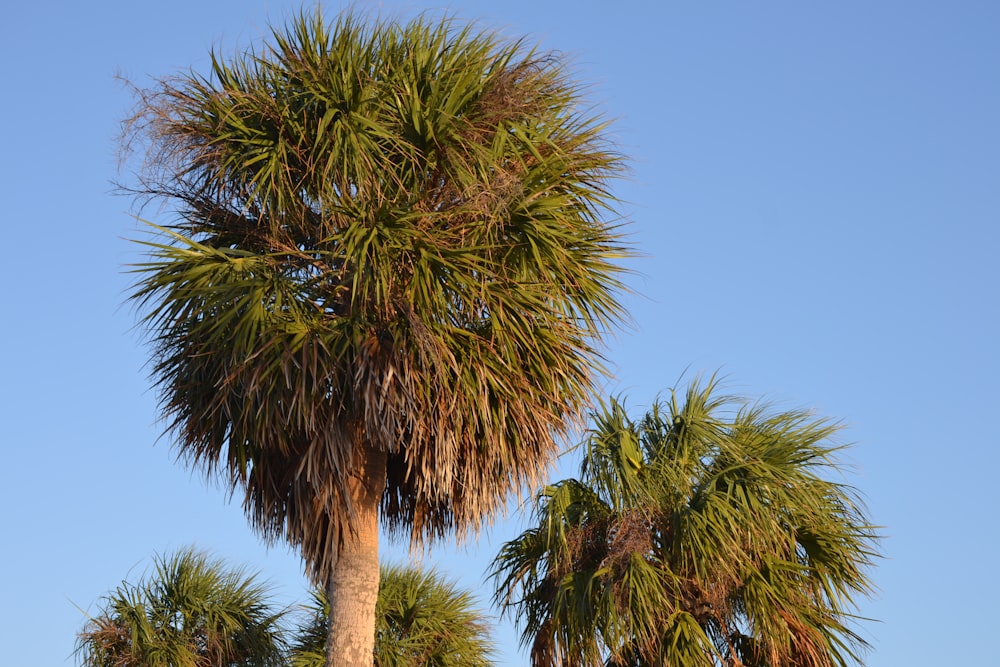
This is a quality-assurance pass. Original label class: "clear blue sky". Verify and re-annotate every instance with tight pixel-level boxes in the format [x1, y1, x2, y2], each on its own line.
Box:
[2, 1, 996, 665]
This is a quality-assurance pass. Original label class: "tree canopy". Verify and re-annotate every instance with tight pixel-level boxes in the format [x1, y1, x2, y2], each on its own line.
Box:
[125, 9, 629, 665]
[126, 7, 630, 583]
[77, 548, 286, 667]
[492, 378, 880, 667]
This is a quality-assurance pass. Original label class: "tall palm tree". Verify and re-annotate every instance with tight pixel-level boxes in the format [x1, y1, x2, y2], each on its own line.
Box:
[77, 548, 285, 667]
[291, 563, 494, 667]
[492, 378, 880, 667]
[125, 9, 628, 666]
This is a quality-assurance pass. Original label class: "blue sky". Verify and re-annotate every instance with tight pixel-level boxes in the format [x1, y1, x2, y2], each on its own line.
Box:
[2, 1, 997, 665]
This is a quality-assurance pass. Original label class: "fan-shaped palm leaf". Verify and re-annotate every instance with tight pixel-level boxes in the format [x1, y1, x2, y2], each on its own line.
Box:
[77, 548, 285, 667]
[492, 378, 879, 667]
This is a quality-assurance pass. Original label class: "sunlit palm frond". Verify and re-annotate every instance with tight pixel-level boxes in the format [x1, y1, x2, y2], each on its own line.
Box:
[126, 7, 630, 586]
[77, 548, 286, 667]
[492, 378, 880, 667]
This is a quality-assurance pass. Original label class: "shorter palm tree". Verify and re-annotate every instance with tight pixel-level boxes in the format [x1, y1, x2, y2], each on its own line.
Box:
[291, 563, 494, 667]
[492, 378, 880, 667]
[77, 548, 286, 667]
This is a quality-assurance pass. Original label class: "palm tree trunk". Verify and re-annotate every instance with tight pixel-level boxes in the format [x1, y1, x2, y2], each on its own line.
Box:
[326, 448, 387, 667]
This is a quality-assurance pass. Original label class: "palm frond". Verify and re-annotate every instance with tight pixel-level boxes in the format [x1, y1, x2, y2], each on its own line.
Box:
[125, 7, 630, 584]
[492, 378, 880, 667]
[77, 548, 286, 667]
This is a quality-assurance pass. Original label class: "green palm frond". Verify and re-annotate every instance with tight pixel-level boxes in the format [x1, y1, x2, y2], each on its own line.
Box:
[126, 7, 630, 585]
[492, 378, 880, 667]
[77, 548, 286, 667]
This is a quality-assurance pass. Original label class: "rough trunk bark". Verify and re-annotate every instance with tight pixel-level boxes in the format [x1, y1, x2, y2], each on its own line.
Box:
[325, 448, 387, 667]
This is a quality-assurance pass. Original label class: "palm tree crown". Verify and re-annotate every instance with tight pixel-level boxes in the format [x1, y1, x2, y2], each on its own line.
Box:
[127, 10, 628, 665]
[492, 379, 880, 667]
[127, 9, 629, 583]
[77, 548, 285, 667]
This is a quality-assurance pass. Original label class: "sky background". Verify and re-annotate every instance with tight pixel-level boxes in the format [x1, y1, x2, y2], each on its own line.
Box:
[2, 1, 997, 665]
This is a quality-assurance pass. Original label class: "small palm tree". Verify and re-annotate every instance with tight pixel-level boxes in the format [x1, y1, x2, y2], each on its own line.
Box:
[125, 10, 628, 666]
[492, 378, 880, 667]
[290, 563, 494, 667]
[77, 548, 285, 667]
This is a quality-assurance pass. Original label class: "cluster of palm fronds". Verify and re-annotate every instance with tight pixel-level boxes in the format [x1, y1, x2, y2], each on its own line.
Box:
[127, 8, 629, 586]
[76, 549, 285, 667]
[492, 378, 879, 667]
[77, 549, 494, 667]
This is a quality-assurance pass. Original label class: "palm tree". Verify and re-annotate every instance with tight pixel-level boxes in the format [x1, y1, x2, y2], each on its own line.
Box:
[291, 563, 494, 667]
[492, 378, 880, 667]
[77, 548, 285, 667]
[125, 9, 628, 666]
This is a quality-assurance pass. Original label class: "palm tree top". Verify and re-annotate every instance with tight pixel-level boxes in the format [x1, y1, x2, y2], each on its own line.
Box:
[126, 8, 631, 583]
[492, 378, 880, 667]
[77, 547, 286, 667]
